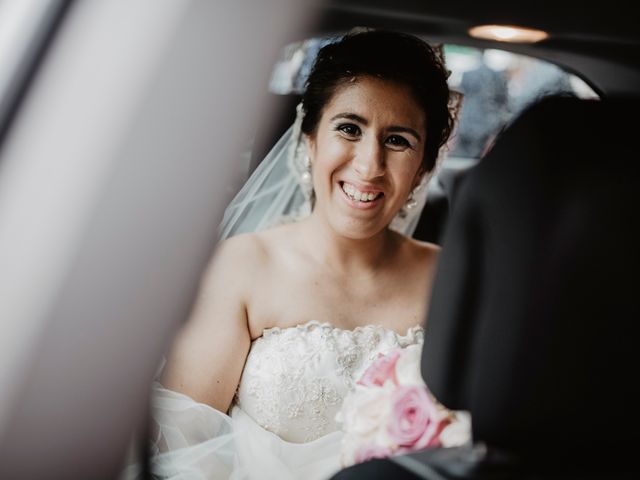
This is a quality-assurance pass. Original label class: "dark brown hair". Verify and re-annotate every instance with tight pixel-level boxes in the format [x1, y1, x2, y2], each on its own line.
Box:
[301, 29, 454, 172]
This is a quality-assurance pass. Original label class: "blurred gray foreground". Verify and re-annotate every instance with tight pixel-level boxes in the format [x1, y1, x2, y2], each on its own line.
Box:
[0, 1, 314, 478]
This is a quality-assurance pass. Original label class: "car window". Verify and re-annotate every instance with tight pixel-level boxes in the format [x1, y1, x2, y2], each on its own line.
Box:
[268, 37, 599, 160]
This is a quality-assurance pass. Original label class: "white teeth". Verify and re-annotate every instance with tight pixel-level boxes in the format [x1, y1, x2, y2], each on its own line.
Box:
[341, 182, 381, 203]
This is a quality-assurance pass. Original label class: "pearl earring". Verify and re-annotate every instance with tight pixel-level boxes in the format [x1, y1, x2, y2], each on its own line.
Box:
[405, 184, 422, 210]
[300, 155, 312, 184]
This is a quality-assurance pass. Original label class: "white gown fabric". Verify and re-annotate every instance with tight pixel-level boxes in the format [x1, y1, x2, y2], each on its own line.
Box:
[134, 320, 424, 480]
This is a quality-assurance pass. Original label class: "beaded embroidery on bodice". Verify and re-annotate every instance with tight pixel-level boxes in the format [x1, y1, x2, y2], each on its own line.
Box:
[233, 320, 424, 443]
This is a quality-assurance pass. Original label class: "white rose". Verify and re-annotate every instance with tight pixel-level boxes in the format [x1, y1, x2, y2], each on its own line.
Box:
[439, 411, 472, 447]
[336, 384, 393, 437]
[394, 344, 426, 387]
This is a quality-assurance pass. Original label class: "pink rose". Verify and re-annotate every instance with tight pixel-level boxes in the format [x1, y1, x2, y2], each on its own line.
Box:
[387, 385, 448, 449]
[353, 443, 393, 464]
[357, 350, 401, 387]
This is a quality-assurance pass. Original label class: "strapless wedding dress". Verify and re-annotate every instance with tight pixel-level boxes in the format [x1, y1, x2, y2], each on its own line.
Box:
[127, 320, 424, 480]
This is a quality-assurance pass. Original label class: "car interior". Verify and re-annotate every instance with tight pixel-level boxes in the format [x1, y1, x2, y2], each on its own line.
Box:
[414, 96, 638, 479]
[0, 0, 638, 478]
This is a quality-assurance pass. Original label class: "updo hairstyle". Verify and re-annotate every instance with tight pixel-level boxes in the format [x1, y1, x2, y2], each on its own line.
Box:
[301, 30, 454, 173]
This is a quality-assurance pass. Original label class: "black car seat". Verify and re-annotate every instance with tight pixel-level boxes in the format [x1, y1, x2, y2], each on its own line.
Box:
[413, 166, 471, 244]
[420, 95, 638, 478]
[333, 96, 639, 479]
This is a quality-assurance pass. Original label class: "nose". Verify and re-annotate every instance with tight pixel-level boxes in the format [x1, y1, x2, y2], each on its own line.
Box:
[353, 135, 385, 180]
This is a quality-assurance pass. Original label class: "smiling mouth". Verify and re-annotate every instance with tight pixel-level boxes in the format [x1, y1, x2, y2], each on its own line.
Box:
[339, 181, 384, 203]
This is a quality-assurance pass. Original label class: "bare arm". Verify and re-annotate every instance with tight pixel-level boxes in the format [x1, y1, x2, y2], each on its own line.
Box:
[160, 235, 260, 413]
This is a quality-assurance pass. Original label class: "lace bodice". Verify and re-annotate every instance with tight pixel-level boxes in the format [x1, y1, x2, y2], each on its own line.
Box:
[233, 320, 424, 443]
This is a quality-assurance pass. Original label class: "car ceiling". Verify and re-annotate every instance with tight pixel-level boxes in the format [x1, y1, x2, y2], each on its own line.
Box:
[312, 0, 640, 97]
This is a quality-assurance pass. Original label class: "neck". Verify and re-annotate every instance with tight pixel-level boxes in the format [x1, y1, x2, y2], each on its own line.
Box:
[300, 211, 398, 274]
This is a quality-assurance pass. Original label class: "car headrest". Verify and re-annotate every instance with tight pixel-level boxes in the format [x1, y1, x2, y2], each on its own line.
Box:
[413, 166, 470, 244]
[421, 96, 640, 467]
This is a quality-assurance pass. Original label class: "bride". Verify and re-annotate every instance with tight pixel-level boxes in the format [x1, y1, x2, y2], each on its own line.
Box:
[141, 29, 456, 480]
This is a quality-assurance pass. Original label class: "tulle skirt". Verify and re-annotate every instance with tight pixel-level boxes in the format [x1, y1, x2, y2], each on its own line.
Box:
[121, 384, 343, 480]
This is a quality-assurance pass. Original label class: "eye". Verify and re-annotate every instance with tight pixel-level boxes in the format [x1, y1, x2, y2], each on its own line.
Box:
[337, 123, 361, 138]
[385, 135, 411, 149]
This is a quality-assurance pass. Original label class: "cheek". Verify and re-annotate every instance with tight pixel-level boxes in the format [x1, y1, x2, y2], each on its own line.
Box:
[312, 136, 352, 176]
[388, 155, 423, 191]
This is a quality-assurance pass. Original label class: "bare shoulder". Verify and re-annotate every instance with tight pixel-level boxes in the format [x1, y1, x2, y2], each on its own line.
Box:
[226, 222, 301, 258]
[407, 237, 441, 259]
[207, 223, 298, 283]
[391, 231, 440, 264]
[212, 231, 269, 272]
[189, 233, 266, 314]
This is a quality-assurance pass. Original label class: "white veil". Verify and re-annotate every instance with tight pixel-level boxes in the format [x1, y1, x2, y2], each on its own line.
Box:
[219, 105, 310, 239]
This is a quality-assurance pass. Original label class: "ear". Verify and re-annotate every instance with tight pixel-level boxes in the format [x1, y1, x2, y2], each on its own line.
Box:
[412, 166, 428, 189]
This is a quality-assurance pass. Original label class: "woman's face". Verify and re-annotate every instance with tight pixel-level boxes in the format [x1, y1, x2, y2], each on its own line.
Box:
[305, 76, 426, 239]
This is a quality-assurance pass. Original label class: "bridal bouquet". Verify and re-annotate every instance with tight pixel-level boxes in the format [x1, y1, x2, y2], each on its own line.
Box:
[336, 344, 471, 467]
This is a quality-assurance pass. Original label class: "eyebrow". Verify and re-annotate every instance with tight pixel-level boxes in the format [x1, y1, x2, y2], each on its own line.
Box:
[330, 112, 422, 142]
